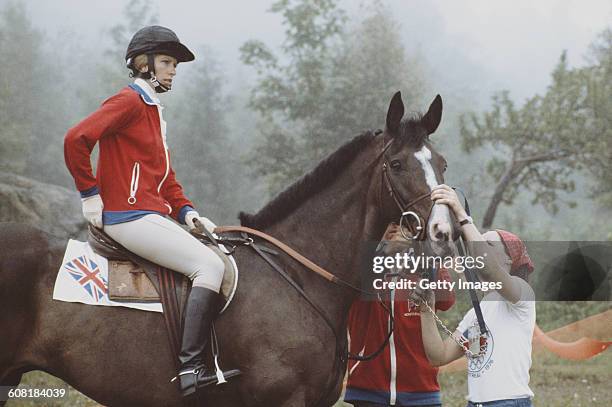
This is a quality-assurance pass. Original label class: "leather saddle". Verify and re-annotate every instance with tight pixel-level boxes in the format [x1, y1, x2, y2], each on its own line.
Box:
[87, 225, 237, 308]
[87, 225, 187, 303]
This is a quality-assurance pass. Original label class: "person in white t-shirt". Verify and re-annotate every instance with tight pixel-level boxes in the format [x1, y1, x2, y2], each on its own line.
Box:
[416, 184, 536, 407]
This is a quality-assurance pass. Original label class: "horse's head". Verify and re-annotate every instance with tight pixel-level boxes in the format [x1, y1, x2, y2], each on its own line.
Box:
[378, 91, 459, 255]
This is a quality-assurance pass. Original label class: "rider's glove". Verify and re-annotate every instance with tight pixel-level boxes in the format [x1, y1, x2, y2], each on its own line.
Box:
[185, 211, 218, 236]
[81, 194, 104, 228]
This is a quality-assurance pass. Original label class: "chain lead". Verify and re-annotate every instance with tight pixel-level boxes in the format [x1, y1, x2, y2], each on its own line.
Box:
[420, 299, 478, 358]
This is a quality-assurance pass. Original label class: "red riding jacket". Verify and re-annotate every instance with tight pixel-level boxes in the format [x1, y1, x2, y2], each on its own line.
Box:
[64, 80, 193, 222]
[345, 268, 455, 406]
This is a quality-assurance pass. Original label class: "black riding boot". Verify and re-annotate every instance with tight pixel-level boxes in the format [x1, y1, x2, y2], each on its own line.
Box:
[174, 286, 241, 397]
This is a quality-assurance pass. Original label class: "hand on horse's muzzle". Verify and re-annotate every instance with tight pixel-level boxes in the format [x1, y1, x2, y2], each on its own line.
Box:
[430, 184, 467, 220]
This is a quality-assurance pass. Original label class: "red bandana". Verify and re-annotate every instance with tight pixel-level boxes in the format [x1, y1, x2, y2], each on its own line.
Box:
[495, 229, 535, 275]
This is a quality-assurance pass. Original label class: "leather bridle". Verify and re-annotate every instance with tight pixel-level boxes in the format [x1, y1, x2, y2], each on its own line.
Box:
[378, 132, 435, 241]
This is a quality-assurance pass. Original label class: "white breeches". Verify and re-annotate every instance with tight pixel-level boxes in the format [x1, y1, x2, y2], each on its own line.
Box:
[104, 214, 225, 292]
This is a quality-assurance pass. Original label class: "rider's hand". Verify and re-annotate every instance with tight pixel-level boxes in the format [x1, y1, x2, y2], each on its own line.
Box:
[430, 184, 468, 221]
[185, 211, 218, 235]
[81, 194, 103, 228]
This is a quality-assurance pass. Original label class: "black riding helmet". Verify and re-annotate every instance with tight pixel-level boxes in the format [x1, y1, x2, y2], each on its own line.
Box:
[125, 26, 195, 92]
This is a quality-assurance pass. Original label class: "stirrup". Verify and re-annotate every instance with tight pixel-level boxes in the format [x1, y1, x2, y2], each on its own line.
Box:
[170, 368, 200, 383]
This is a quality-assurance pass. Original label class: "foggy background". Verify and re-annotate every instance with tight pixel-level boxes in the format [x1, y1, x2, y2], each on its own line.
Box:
[1, 0, 611, 240]
[1, 2, 611, 405]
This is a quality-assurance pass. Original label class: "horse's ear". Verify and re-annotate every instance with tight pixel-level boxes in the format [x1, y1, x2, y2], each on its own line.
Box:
[386, 91, 404, 136]
[423, 94, 443, 135]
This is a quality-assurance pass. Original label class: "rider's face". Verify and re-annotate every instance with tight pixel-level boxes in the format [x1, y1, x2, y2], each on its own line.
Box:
[152, 54, 177, 90]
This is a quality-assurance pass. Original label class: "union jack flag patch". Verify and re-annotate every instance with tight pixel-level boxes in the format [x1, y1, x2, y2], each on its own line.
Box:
[64, 255, 108, 302]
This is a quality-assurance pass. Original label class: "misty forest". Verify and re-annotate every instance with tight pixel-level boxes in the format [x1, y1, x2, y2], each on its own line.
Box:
[0, 0, 611, 405]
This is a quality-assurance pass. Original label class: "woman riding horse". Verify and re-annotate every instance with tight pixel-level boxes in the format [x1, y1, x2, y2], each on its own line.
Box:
[63, 25, 240, 397]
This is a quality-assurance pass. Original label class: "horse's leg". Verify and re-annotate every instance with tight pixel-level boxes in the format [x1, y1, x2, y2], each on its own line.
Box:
[0, 224, 53, 406]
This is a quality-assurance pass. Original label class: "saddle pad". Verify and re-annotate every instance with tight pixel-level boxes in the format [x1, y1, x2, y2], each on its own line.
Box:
[53, 239, 162, 313]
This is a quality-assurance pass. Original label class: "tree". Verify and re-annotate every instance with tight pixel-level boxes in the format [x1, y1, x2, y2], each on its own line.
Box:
[0, 2, 42, 174]
[240, 0, 345, 192]
[242, 0, 428, 194]
[166, 48, 241, 222]
[583, 28, 612, 207]
[98, 0, 159, 98]
[459, 32, 612, 229]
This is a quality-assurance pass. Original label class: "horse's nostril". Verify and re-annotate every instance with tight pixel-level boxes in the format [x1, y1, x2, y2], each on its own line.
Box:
[435, 231, 450, 241]
[432, 222, 451, 241]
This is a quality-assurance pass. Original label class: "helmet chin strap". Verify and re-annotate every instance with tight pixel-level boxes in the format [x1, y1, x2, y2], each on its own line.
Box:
[150, 73, 170, 93]
[146, 53, 170, 93]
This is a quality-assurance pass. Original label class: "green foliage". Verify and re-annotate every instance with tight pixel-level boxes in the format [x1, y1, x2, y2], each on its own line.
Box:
[0, 2, 42, 174]
[241, 1, 428, 194]
[166, 48, 247, 222]
[460, 33, 612, 227]
[583, 28, 612, 207]
[98, 0, 159, 96]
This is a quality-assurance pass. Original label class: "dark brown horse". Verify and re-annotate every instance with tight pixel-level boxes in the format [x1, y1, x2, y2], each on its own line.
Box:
[0, 92, 457, 407]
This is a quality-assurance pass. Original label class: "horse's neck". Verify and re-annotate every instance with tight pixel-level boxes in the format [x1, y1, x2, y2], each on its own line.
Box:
[267, 172, 382, 283]
[265, 156, 386, 328]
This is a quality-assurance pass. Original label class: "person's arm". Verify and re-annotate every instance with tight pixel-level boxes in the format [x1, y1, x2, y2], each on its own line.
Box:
[64, 91, 139, 195]
[419, 299, 464, 366]
[413, 288, 463, 366]
[431, 185, 522, 303]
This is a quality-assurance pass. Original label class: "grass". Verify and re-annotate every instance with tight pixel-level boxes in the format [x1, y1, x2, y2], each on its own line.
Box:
[5, 372, 98, 407]
[334, 346, 611, 407]
[9, 303, 611, 406]
[9, 349, 612, 406]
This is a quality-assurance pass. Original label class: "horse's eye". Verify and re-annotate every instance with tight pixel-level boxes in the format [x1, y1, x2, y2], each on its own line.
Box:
[390, 160, 402, 170]
[443, 163, 448, 173]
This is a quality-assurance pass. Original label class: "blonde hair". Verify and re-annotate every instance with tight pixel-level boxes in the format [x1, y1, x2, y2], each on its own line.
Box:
[132, 54, 149, 74]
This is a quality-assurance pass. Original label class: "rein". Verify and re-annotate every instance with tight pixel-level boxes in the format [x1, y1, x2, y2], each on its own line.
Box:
[209, 132, 435, 363]
[213, 138, 487, 369]
[209, 133, 475, 370]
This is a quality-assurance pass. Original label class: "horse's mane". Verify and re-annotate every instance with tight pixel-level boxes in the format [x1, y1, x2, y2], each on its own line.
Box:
[239, 114, 429, 229]
[239, 131, 376, 229]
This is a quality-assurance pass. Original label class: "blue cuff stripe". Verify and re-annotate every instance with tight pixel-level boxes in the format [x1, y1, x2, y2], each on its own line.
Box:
[178, 205, 195, 225]
[80, 186, 99, 198]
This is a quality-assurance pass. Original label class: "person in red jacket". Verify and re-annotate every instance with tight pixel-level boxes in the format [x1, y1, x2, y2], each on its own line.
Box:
[64, 26, 240, 397]
[345, 223, 455, 407]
